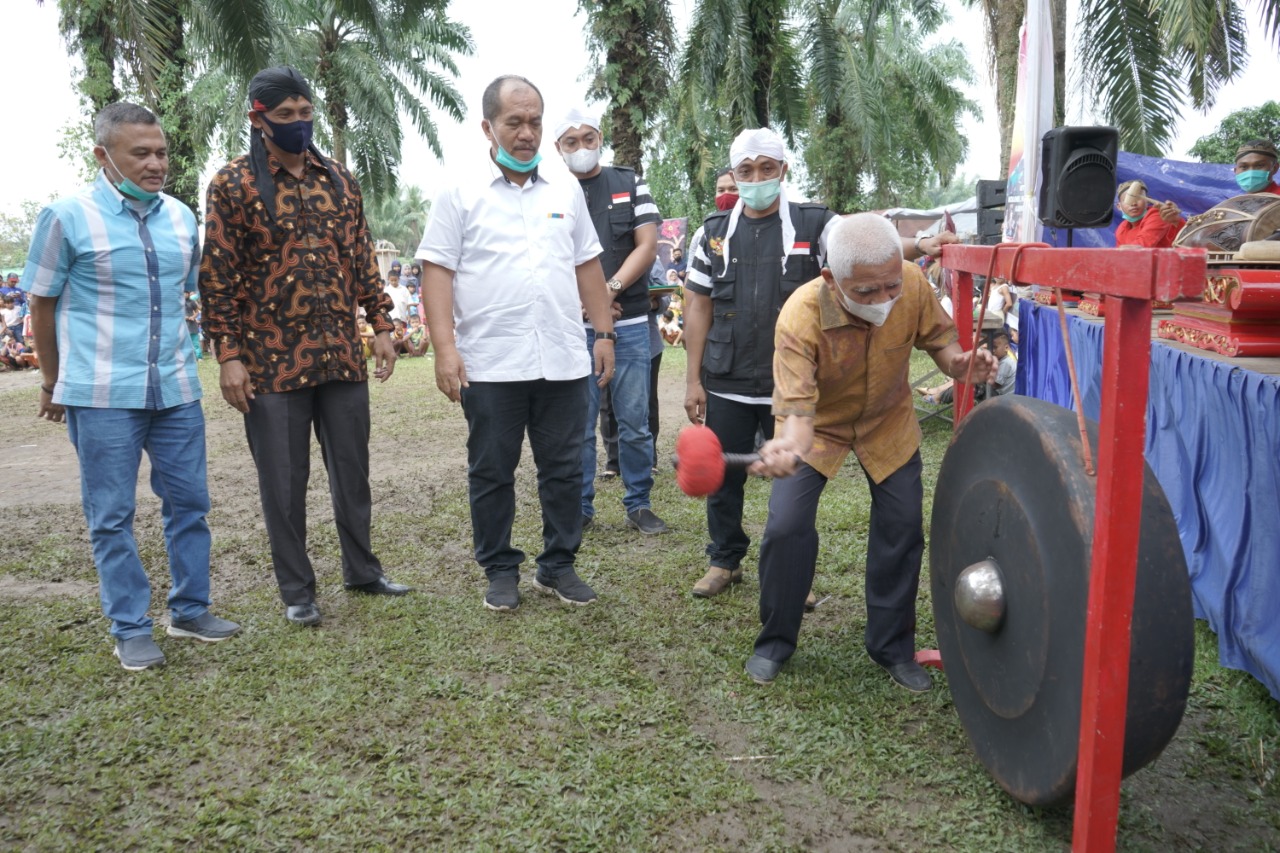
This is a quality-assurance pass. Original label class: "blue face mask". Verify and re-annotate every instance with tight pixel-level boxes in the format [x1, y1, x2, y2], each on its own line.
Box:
[104, 150, 160, 201]
[1120, 211, 1143, 223]
[1236, 169, 1274, 193]
[737, 177, 782, 211]
[494, 143, 541, 173]
[261, 115, 314, 155]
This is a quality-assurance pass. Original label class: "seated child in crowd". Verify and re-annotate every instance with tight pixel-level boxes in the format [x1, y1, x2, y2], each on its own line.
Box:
[0, 335, 34, 370]
[405, 314, 431, 357]
[391, 318, 409, 355]
[918, 332, 1017, 404]
[659, 309, 683, 347]
[357, 314, 376, 359]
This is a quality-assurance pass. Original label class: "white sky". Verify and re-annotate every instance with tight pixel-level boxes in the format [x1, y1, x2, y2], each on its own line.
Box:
[1, 0, 1277, 216]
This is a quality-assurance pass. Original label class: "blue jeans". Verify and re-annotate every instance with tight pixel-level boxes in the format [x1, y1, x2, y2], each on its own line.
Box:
[582, 321, 653, 516]
[460, 378, 589, 580]
[65, 401, 212, 639]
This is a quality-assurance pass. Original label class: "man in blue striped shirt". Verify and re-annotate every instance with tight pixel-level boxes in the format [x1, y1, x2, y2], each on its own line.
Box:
[22, 102, 239, 671]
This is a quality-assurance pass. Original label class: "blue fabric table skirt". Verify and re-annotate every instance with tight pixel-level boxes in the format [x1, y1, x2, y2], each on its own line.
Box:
[1017, 298, 1280, 700]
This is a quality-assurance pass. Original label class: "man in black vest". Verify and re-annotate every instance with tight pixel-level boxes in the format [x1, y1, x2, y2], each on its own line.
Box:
[556, 108, 668, 535]
[685, 128, 953, 598]
[683, 127, 838, 597]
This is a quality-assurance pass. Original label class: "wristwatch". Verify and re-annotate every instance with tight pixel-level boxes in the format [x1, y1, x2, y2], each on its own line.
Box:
[607, 277, 624, 293]
[596, 331, 618, 341]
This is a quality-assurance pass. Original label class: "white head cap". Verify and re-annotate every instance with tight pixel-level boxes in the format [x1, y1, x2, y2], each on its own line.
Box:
[729, 127, 786, 169]
[555, 107, 601, 142]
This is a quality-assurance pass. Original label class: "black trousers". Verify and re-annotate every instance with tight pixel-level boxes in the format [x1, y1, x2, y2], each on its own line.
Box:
[601, 351, 663, 469]
[754, 453, 925, 666]
[704, 393, 775, 569]
[244, 380, 384, 606]
[460, 378, 588, 580]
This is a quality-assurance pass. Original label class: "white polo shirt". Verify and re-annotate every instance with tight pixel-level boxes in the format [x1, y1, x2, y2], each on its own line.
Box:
[417, 156, 603, 382]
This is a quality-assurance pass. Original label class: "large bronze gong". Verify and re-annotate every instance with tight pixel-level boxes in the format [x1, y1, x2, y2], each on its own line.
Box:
[930, 395, 1193, 806]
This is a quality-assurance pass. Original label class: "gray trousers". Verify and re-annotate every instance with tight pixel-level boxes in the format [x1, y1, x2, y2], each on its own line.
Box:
[244, 380, 384, 605]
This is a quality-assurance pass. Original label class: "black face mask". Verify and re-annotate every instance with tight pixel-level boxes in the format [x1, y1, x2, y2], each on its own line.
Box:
[260, 115, 313, 154]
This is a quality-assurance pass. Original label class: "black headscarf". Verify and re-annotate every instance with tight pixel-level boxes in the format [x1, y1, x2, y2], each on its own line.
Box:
[247, 66, 343, 221]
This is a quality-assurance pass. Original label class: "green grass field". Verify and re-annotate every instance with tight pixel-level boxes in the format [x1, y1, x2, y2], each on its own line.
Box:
[1, 351, 1276, 851]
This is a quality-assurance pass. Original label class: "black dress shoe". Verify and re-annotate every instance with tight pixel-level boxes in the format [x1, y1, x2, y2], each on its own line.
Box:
[882, 660, 933, 693]
[345, 577, 414, 596]
[285, 603, 322, 626]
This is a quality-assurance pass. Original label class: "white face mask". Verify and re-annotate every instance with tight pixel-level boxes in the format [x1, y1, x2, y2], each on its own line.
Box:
[562, 146, 602, 173]
[838, 290, 901, 326]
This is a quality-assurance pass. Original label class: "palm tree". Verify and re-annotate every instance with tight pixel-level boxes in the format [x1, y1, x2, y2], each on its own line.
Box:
[800, 0, 978, 209]
[272, 0, 472, 202]
[678, 0, 805, 137]
[578, 0, 677, 174]
[42, 0, 275, 211]
[365, 184, 431, 257]
[42, 0, 471, 211]
[965, 0, 1280, 160]
[660, 0, 975, 212]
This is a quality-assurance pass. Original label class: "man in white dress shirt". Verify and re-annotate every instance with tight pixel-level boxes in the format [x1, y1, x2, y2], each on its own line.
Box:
[417, 75, 617, 612]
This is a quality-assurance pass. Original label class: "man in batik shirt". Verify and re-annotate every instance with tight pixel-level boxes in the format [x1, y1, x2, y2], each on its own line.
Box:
[200, 66, 412, 627]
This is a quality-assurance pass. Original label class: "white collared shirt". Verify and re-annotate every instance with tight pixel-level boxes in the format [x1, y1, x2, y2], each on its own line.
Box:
[417, 156, 602, 381]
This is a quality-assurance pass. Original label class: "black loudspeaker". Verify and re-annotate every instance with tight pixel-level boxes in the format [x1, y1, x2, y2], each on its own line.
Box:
[1038, 126, 1119, 228]
[978, 208, 1005, 245]
[977, 179, 1007, 209]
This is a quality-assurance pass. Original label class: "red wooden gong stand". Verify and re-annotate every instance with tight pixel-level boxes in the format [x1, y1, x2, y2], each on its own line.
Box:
[937, 243, 1207, 852]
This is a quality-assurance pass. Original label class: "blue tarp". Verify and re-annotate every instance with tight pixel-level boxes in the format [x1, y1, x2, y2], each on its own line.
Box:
[1017, 299, 1280, 699]
[1040, 151, 1239, 248]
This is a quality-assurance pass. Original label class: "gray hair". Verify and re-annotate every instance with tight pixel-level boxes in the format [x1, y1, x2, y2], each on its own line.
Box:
[94, 102, 160, 148]
[481, 75, 543, 121]
[826, 213, 903, 283]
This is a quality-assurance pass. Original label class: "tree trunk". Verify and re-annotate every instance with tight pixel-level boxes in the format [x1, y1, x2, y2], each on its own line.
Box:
[317, 26, 348, 166]
[60, 0, 122, 114]
[157, 7, 201, 216]
[605, 8, 644, 174]
[748, 0, 785, 127]
[994, 0, 1026, 175]
[1050, 0, 1066, 127]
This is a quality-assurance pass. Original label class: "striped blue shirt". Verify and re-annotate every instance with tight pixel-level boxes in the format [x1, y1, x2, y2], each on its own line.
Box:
[21, 172, 202, 409]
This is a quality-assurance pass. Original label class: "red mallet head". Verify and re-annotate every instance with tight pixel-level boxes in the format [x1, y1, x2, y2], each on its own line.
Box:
[675, 425, 726, 497]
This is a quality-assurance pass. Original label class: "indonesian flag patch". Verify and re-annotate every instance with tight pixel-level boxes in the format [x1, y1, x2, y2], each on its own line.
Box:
[786, 241, 812, 255]
[611, 192, 631, 204]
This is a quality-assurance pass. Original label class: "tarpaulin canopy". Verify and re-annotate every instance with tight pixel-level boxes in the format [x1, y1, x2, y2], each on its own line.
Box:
[1041, 151, 1238, 248]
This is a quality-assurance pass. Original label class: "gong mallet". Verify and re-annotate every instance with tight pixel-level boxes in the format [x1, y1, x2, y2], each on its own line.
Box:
[672, 425, 761, 497]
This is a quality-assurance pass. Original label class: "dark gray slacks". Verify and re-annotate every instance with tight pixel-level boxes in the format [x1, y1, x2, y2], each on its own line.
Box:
[243, 380, 384, 606]
[754, 452, 926, 667]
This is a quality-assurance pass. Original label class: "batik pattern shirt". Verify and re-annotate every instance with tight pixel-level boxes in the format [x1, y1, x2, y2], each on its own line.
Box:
[199, 151, 393, 393]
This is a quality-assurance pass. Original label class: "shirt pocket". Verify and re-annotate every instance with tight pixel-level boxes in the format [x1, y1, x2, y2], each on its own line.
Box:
[608, 209, 634, 242]
[703, 315, 735, 375]
[781, 255, 818, 299]
[710, 263, 737, 303]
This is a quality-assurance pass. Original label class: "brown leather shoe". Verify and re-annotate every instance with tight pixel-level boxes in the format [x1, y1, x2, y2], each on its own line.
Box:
[805, 590, 818, 612]
[692, 566, 743, 598]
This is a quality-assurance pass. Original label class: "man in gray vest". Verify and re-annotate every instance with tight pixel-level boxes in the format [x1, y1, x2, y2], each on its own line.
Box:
[556, 108, 668, 536]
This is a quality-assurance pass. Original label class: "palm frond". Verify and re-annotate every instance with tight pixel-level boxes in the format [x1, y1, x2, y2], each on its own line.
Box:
[1077, 0, 1184, 155]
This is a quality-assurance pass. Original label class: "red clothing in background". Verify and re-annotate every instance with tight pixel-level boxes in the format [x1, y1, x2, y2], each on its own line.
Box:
[1115, 206, 1186, 249]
